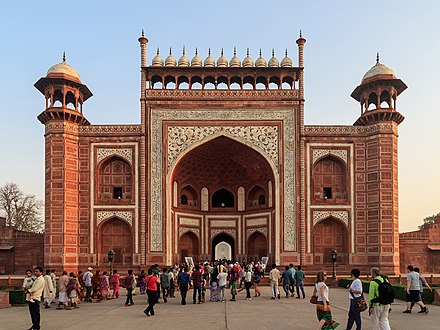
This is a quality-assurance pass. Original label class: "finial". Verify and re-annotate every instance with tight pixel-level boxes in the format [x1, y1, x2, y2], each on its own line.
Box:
[183, 45, 186, 55]
[62, 51, 66, 62]
[234, 47, 237, 56]
[300, 29, 302, 38]
[208, 47, 211, 56]
[272, 48, 275, 57]
[141, 29, 144, 37]
[195, 47, 198, 55]
[285, 48, 288, 56]
[156, 47, 159, 55]
[169, 47, 172, 55]
[259, 48, 262, 57]
[376, 52, 380, 64]
[247, 48, 250, 56]
[221, 48, 224, 56]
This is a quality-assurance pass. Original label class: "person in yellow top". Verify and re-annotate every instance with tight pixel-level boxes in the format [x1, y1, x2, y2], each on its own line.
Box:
[368, 267, 391, 330]
[27, 266, 45, 330]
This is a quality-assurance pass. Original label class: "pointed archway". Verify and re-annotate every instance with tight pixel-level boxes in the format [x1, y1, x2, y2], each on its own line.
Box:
[247, 231, 267, 261]
[180, 231, 199, 262]
[99, 217, 132, 265]
[313, 217, 348, 264]
[212, 233, 235, 261]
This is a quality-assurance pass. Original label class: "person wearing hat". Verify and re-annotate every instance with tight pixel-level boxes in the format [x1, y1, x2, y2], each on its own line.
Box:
[83, 267, 93, 302]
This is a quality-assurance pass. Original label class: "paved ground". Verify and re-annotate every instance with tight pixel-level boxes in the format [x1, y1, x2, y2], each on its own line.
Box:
[1, 286, 438, 330]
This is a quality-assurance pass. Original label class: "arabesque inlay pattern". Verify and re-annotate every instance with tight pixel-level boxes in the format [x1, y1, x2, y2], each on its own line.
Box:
[97, 148, 133, 165]
[312, 149, 347, 163]
[96, 210, 133, 227]
[313, 210, 349, 227]
[167, 126, 278, 170]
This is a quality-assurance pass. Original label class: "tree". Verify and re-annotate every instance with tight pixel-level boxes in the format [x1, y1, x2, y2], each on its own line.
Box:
[418, 212, 440, 230]
[0, 182, 44, 232]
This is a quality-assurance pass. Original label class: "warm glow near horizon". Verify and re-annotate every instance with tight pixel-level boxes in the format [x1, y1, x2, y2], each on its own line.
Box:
[0, 1, 439, 233]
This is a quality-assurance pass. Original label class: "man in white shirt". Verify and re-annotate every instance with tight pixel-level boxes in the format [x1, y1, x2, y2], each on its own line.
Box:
[27, 267, 45, 330]
[83, 267, 93, 302]
[269, 263, 281, 299]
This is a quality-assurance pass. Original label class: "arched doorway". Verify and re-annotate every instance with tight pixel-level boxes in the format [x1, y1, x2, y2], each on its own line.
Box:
[212, 233, 235, 261]
[313, 217, 348, 264]
[180, 231, 199, 261]
[247, 231, 267, 261]
[99, 218, 132, 265]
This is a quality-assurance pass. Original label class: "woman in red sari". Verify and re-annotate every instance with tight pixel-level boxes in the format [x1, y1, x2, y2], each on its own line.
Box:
[110, 269, 121, 299]
[92, 270, 103, 301]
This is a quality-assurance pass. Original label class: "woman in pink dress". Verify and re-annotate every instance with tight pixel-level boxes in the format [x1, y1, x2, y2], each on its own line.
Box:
[101, 271, 110, 299]
[110, 269, 121, 299]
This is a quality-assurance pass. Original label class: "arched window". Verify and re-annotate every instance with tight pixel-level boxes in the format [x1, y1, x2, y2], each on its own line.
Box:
[212, 188, 234, 208]
[248, 185, 266, 208]
[98, 156, 133, 203]
[312, 155, 347, 203]
[179, 185, 198, 207]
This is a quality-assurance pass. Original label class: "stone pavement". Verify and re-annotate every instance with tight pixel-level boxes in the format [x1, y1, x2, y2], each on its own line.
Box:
[0, 286, 438, 330]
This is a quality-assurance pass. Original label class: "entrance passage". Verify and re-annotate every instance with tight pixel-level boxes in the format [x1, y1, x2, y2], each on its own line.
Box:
[212, 233, 235, 261]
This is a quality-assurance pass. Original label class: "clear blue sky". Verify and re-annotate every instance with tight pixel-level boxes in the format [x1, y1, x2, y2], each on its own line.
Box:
[0, 0, 438, 232]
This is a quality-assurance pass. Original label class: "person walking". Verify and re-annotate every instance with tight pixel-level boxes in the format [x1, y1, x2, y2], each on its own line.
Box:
[288, 263, 296, 297]
[138, 270, 147, 295]
[281, 266, 291, 298]
[110, 269, 120, 299]
[168, 268, 176, 298]
[269, 263, 281, 299]
[252, 266, 261, 297]
[66, 272, 80, 309]
[294, 265, 306, 299]
[143, 268, 160, 316]
[217, 267, 228, 302]
[27, 267, 45, 330]
[346, 269, 362, 330]
[368, 267, 391, 330]
[101, 271, 110, 299]
[313, 271, 339, 330]
[56, 271, 69, 309]
[43, 269, 55, 308]
[160, 267, 170, 302]
[244, 266, 253, 301]
[410, 267, 432, 312]
[177, 267, 191, 305]
[92, 270, 103, 301]
[82, 267, 93, 302]
[124, 269, 134, 306]
[403, 265, 429, 314]
[192, 264, 203, 303]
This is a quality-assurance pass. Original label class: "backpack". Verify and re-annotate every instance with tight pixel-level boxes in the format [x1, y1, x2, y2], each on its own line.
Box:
[371, 277, 394, 305]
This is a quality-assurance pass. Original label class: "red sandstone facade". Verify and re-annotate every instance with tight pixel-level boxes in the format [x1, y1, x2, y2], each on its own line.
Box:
[399, 216, 440, 274]
[35, 33, 407, 274]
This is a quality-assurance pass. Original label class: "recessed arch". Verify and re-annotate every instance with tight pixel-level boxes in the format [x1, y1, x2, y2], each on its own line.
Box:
[99, 217, 132, 265]
[98, 155, 133, 202]
[247, 231, 267, 260]
[212, 188, 234, 208]
[313, 217, 348, 264]
[180, 231, 199, 262]
[312, 155, 347, 202]
[212, 232, 235, 261]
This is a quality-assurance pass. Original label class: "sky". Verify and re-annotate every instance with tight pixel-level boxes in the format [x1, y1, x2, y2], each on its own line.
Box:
[0, 0, 438, 233]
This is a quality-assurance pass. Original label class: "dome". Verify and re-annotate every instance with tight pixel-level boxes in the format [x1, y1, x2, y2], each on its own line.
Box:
[46, 53, 81, 81]
[217, 49, 228, 67]
[178, 47, 189, 67]
[191, 48, 202, 67]
[361, 54, 396, 83]
[242, 48, 254, 67]
[165, 48, 177, 66]
[280, 49, 293, 67]
[151, 48, 164, 66]
[255, 49, 266, 68]
[204, 48, 215, 67]
[229, 47, 241, 67]
[268, 49, 279, 67]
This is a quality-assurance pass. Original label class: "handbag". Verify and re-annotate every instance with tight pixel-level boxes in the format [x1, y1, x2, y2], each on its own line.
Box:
[309, 295, 318, 304]
[351, 291, 368, 312]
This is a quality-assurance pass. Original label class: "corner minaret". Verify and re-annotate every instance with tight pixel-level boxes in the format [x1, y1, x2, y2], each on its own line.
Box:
[34, 54, 92, 272]
[351, 53, 407, 126]
[351, 54, 407, 274]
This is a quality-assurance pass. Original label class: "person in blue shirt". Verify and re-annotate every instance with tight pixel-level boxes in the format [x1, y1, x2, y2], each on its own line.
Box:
[289, 263, 296, 297]
[177, 267, 191, 305]
[281, 266, 291, 298]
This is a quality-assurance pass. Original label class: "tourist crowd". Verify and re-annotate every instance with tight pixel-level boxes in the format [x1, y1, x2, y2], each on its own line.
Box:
[23, 261, 431, 330]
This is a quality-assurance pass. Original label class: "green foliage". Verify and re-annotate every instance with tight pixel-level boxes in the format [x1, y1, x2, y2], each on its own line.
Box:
[418, 212, 440, 230]
[338, 278, 437, 303]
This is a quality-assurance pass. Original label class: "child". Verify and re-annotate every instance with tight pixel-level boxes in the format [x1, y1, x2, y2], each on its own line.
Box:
[210, 280, 219, 302]
[229, 268, 237, 301]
